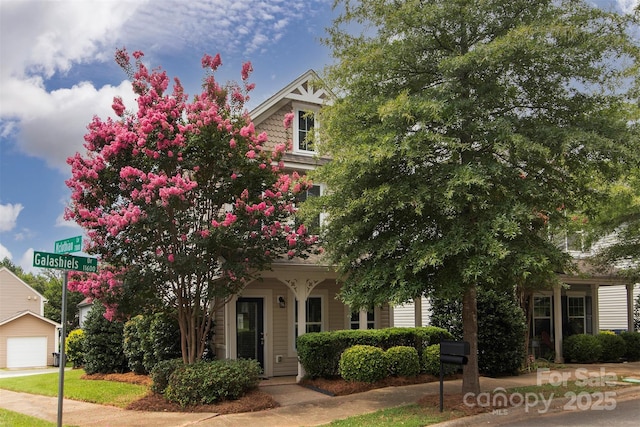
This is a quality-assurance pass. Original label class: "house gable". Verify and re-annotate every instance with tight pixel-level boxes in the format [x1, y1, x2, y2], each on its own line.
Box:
[250, 70, 331, 127]
[0, 267, 47, 320]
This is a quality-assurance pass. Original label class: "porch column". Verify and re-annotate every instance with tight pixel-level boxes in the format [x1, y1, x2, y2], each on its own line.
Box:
[627, 283, 635, 332]
[591, 284, 599, 334]
[359, 309, 368, 330]
[414, 297, 423, 327]
[296, 295, 307, 382]
[553, 283, 564, 363]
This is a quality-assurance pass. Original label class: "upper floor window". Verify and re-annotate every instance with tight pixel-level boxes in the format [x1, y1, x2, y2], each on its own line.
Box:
[294, 108, 317, 154]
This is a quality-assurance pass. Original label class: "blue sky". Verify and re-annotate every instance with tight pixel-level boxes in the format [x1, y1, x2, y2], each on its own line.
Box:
[0, 0, 337, 272]
[0, 0, 637, 274]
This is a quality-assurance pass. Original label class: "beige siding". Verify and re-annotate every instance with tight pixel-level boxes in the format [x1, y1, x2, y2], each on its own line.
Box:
[255, 104, 291, 152]
[392, 297, 432, 327]
[0, 314, 57, 368]
[0, 269, 44, 319]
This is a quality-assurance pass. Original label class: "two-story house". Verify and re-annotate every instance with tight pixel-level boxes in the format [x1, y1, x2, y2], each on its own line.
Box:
[0, 267, 60, 368]
[212, 71, 392, 381]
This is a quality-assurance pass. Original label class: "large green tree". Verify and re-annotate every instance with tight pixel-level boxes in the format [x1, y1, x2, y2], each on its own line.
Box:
[310, 0, 639, 393]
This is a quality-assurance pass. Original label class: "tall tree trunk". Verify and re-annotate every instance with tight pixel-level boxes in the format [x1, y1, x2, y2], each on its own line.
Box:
[462, 285, 480, 394]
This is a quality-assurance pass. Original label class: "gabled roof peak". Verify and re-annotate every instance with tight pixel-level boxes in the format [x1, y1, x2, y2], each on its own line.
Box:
[251, 69, 331, 125]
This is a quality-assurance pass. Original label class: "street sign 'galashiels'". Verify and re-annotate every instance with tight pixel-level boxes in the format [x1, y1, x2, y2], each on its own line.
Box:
[33, 251, 98, 273]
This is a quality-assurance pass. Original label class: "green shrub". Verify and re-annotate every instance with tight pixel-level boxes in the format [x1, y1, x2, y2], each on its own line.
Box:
[620, 331, 640, 361]
[431, 288, 526, 377]
[123, 315, 151, 374]
[82, 302, 128, 374]
[164, 359, 261, 406]
[150, 358, 183, 394]
[596, 332, 626, 362]
[386, 346, 420, 377]
[296, 326, 452, 379]
[422, 344, 457, 377]
[563, 334, 602, 363]
[65, 329, 86, 368]
[339, 345, 388, 383]
[148, 312, 182, 370]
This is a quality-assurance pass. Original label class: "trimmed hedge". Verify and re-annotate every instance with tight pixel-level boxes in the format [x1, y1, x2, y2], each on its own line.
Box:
[164, 359, 261, 406]
[422, 344, 458, 377]
[297, 326, 453, 379]
[596, 332, 626, 362]
[620, 331, 640, 361]
[563, 334, 602, 363]
[339, 345, 388, 383]
[150, 358, 183, 394]
[386, 346, 420, 377]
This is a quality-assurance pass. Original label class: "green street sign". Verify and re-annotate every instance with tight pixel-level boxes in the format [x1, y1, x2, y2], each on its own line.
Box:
[54, 236, 82, 254]
[33, 251, 98, 273]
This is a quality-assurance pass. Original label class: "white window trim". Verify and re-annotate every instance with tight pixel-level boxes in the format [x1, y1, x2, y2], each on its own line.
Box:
[292, 102, 319, 155]
[288, 288, 328, 357]
[345, 305, 378, 330]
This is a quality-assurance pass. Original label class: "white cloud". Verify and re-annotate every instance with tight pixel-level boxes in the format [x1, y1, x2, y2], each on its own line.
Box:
[56, 211, 82, 230]
[0, 203, 23, 232]
[616, 0, 639, 14]
[18, 248, 38, 275]
[0, 242, 12, 261]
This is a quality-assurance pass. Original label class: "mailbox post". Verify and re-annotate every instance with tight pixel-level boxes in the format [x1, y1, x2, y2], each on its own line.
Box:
[439, 340, 470, 412]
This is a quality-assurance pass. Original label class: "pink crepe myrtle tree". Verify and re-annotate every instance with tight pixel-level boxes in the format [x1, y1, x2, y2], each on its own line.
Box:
[65, 49, 320, 363]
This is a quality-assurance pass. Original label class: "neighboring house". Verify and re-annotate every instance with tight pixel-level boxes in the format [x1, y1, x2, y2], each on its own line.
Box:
[393, 233, 638, 364]
[0, 267, 60, 368]
[392, 296, 431, 327]
[77, 297, 93, 328]
[212, 71, 392, 381]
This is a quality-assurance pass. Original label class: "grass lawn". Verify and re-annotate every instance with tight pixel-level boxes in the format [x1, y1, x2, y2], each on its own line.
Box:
[0, 369, 148, 408]
[321, 380, 632, 427]
[322, 404, 460, 427]
[0, 408, 60, 427]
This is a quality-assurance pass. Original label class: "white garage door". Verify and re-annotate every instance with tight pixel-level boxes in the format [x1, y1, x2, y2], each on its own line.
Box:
[7, 337, 48, 368]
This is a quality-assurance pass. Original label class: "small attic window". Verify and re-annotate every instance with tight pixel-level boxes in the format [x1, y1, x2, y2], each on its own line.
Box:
[293, 106, 318, 154]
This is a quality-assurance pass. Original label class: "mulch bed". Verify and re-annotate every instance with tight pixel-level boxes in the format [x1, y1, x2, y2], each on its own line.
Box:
[85, 371, 492, 415]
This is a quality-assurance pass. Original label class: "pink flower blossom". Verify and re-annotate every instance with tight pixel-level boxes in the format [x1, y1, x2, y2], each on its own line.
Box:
[246, 150, 256, 159]
[200, 229, 210, 238]
[241, 61, 253, 80]
[229, 138, 237, 148]
[202, 53, 222, 70]
[283, 112, 294, 129]
[168, 254, 175, 262]
[112, 96, 125, 116]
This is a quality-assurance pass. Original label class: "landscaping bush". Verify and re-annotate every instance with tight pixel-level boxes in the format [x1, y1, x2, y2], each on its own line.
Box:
[385, 346, 420, 377]
[596, 331, 626, 362]
[65, 329, 85, 368]
[123, 315, 151, 374]
[422, 344, 458, 377]
[164, 359, 261, 406]
[150, 358, 183, 394]
[563, 334, 602, 363]
[148, 312, 182, 370]
[431, 288, 526, 377]
[296, 326, 452, 379]
[477, 289, 526, 376]
[82, 302, 128, 374]
[620, 331, 640, 361]
[339, 345, 388, 383]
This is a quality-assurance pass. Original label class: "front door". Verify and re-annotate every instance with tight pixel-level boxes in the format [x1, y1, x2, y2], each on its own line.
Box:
[236, 297, 264, 369]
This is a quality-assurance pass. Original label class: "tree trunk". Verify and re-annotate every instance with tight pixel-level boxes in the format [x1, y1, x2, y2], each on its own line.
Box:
[462, 285, 480, 394]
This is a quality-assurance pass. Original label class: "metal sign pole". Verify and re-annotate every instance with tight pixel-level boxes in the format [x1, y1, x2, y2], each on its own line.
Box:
[57, 270, 68, 427]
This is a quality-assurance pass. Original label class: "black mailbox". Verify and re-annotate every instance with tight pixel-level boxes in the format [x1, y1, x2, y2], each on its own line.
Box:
[440, 340, 470, 365]
[439, 340, 470, 412]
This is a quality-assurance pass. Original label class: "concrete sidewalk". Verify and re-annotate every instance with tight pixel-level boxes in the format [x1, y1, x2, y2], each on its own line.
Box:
[0, 362, 639, 426]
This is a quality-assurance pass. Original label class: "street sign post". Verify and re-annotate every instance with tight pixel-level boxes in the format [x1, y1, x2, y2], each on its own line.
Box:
[33, 251, 98, 273]
[54, 236, 82, 254]
[36, 239, 94, 427]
